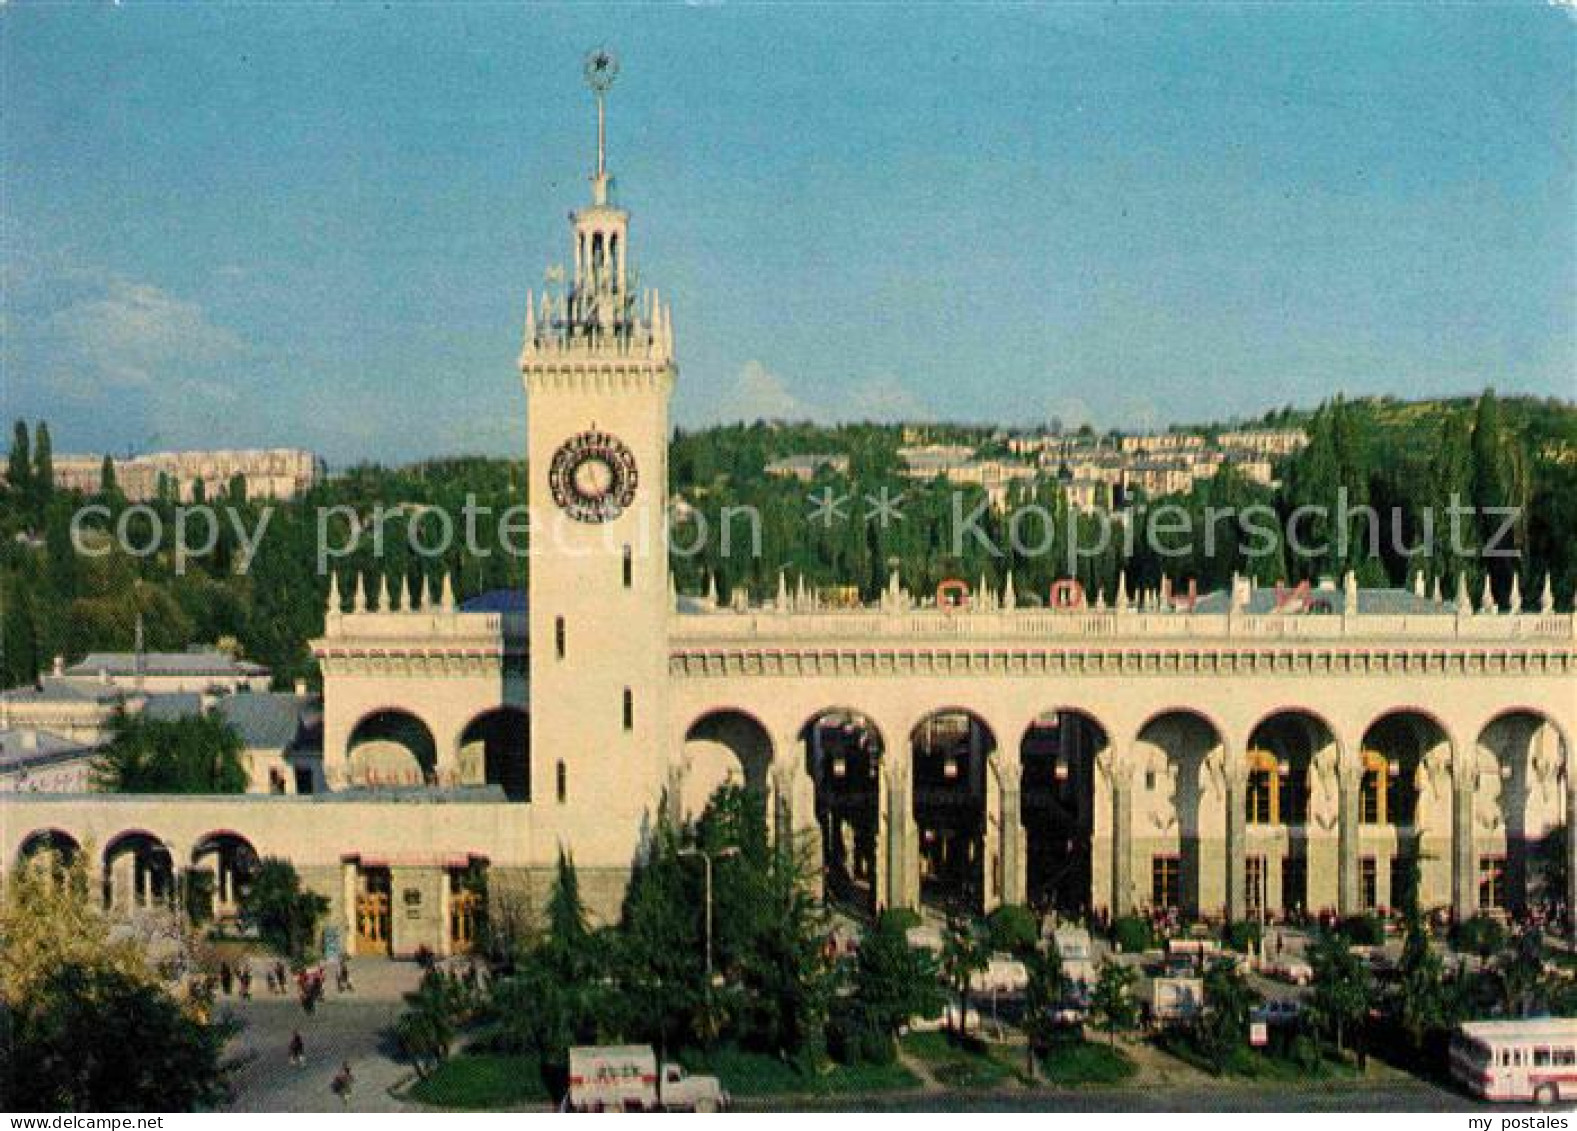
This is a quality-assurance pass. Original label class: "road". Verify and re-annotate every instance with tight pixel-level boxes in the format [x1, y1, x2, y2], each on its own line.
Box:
[220, 957, 423, 1112]
[744, 1078, 1494, 1112]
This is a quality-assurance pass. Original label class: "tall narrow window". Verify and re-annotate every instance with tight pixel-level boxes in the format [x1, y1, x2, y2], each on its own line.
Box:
[556, 760, 567, 803]
[555, 616, 566, 660]
[623, 688, 634, 731]
[1359, 856, 1378, 911]
[1479, 855, 1506, 911]
[622, 544, 632, 589]
[1245, 856, 1266, 916]
[1152, 855, 1180, 909]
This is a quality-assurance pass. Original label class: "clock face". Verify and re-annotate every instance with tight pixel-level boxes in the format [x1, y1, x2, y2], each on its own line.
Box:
[549, 430, 638, 523]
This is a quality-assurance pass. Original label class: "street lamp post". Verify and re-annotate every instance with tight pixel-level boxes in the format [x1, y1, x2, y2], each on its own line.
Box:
[679, 846, 739, 981]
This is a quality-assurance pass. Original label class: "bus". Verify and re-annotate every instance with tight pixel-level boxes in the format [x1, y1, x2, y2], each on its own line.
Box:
[1450, 1018, 1577, 1105]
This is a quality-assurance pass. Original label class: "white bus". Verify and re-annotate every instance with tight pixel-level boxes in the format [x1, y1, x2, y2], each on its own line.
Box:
[1450, 1018, 1577, 1105]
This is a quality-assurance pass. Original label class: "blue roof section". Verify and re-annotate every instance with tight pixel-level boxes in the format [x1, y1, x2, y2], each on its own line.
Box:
[1191, 585, 1454, 616]
[141, 691, 321, 752]
[460, 589, 527, 614]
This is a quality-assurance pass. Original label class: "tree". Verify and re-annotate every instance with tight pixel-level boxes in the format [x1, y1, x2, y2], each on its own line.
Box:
[1, 855, 156, 1006]
[1453, 914, 1508, 968]
[1, 857, 233, 1111]
[1393, 907, 1453, 1054]
[238, 858, 328, 960]
[99, 455, 119, 498]
[6, 421, 31, 513]
[986, 904, 1039, 957]
[31, 421, 53, 515]
[1021, 940, 1069, 1074]
[91, 709, 248, 794]
[940, 915, 988, 1037]
[1090, 958, 1138, 1047]
[1196, 958, 1259, 1073]
[544, 848, 592, 977]
[847, 911, 943, 1059]
[395, 969, 466, 1078]
[7, 962, 233, 1111]
[1307, 930, 1371, 1057]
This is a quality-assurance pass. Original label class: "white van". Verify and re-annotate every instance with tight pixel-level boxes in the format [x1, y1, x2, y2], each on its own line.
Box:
[1450, 1018, 1577, 1105]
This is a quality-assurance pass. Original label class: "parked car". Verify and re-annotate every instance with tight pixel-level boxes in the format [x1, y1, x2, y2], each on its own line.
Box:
[905, 1003, 984, 1034]
[970, 954, 1029, 995]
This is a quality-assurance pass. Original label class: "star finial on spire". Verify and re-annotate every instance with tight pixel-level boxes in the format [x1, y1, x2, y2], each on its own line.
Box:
[584, 47, 619, 205]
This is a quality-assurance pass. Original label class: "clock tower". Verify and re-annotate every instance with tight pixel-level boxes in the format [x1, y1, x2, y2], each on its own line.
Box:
[520, 50, 675, 883]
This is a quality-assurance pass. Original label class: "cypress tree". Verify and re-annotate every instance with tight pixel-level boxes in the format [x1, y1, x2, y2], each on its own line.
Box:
[31, 421, 53, 511]
[7, 420, 31, 502]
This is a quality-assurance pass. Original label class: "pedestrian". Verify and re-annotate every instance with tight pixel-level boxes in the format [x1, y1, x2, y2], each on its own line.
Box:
[238, 965, 253, 1000]
[266, 967, 279, 995]
[219, 962, 233, 996]
[288, 1030, 305, 1067]
[275, 959, 288, 993]
[332, 1061, 354, 1106]
[337, 955, 353, 993]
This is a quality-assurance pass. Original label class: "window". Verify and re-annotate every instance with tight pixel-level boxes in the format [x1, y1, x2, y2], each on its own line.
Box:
[623, 688, 634, 731]
[1246, 752, 1278, 824]
[556, 760, 567, 803]
[1281, 857, 1308, 915]
[1152, 855, 1181, 910]
[555, 616, 566, 659]
[293, 766, 314, 795]
[1246, 856, 1266, 916]
[1360, 754, 1387, 824]
[622, 545, 632, 589]
[1554, 1048, 1576, 1068]
[1534, 1048, 1552, 1068]
[1360, 856, 1378, 911]
[1479, 856, 1506, 911]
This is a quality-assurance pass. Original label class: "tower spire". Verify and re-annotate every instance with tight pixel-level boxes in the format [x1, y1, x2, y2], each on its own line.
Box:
[584, 48, 619, 206]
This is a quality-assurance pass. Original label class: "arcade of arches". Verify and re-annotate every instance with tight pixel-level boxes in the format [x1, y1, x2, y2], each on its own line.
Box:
[674, 703, 1572, 923]
[345, 706, 529, 798]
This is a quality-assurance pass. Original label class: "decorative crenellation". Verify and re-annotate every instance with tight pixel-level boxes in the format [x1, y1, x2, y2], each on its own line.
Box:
[669, 642, 1575, 680]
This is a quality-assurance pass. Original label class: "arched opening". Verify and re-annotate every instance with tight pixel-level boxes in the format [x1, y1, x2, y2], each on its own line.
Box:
[1360, 711, 1454, 916]
[190, 831, 260, 922]
[348, 709, 438, 788]
[17, 828, 80, 874]
[459, 707, 530, 801]
[1476, 710, 1568, 917]
[681, 709, 773, 820]
[1133, 710, 1227, 920]
[803, 709, 885, 913]
[103, 831, 175, 913]
[1021, 709, 1108, 916]
[912, 709, 995, 915]
[1245, 711, 1339, 920]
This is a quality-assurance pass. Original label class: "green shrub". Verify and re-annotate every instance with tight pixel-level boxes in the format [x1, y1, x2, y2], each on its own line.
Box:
[1336, 914, 1385, 947]
[986, 904, 1039, 956]
[1452, 913, 1507, 959]
[1221, 920, 1262, 954]
[878, 907, 922, 933]
[1110, 916, 1153, 954]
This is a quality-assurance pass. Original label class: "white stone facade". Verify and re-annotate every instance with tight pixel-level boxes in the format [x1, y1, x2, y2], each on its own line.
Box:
[3, 83, 1573, 953]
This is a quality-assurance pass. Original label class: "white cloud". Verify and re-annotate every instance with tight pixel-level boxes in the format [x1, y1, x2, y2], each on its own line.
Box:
[845, 374, 931, 423]
[50, 277, 246, 388]
[714, 360, 810, 423]
[707, 362, 933, 426]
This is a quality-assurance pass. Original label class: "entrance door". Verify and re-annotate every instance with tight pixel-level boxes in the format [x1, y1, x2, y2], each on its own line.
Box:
[356, 868, 392, 954]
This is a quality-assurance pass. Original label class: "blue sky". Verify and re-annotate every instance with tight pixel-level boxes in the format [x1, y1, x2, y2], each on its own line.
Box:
[6, 3, 1573, 465]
